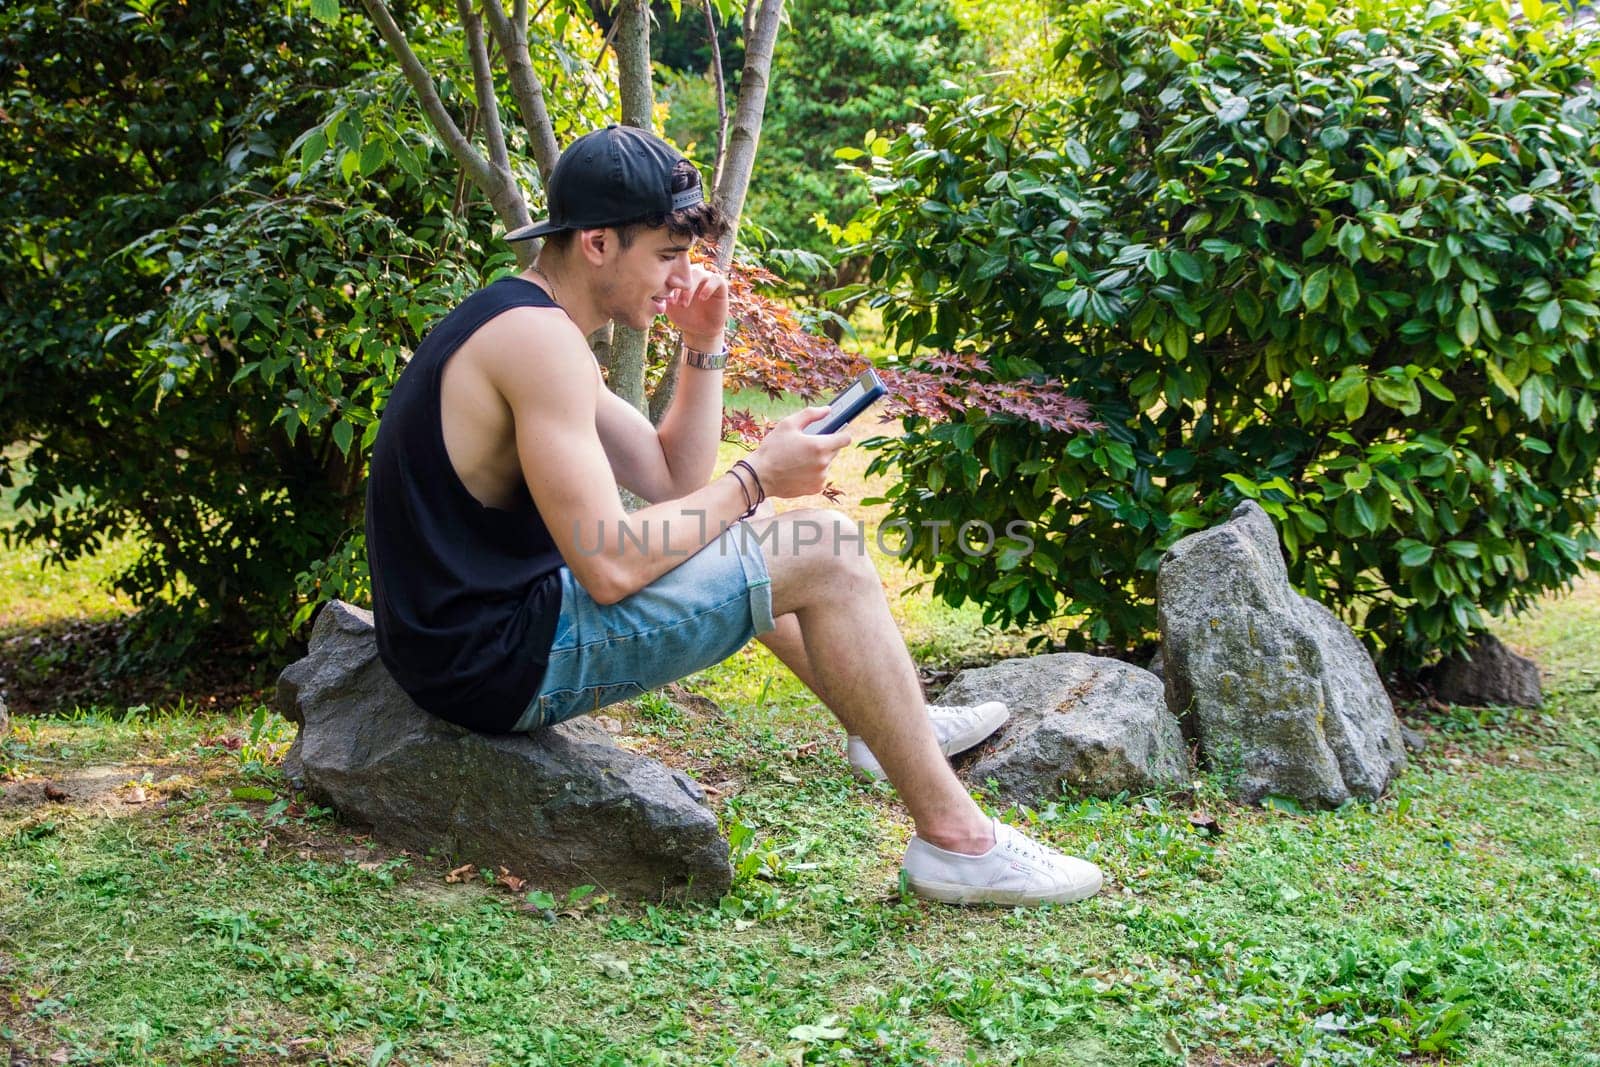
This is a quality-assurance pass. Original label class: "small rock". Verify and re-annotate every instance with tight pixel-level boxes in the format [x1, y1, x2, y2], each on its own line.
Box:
[1401, 727, 1428, 754]
[1423, 634, 1543, 709]
[593, 955, 631, 980]
[940, 653, 1189, 805]
[1157, 501, 1407, 808]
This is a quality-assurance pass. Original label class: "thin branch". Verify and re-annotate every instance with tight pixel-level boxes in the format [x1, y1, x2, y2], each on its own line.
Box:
[714, 0, 785, 270]
[704, 0, 728, 192]
[359, 0, 497, 193]
[593, 13, 622, 68]
[459, 0, 511, 176]
[483, 0, 561, 180]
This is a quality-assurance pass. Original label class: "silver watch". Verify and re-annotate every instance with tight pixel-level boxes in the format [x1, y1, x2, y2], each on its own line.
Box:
[683, 344, 729, 370]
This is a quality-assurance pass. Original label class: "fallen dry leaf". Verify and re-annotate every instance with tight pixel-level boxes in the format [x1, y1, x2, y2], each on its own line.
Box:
[123, 785, 147, 804]
[44, 782, 68, 802]
[496, 866, 527, 893]
[793, 741, 821, 758]
[1188, 810, 1223, 836]
[445, 863, 475, 884]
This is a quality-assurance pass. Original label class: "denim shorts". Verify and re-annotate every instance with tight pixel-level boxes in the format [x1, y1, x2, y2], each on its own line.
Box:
[511, 521, 777, 732]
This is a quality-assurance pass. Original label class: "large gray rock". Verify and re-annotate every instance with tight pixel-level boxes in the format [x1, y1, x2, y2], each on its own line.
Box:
[939, 653, 1189, 805]
[276, 602, 730, 901]
[1423, 634, 1543, 708]
[1158, 501, 1406, 808]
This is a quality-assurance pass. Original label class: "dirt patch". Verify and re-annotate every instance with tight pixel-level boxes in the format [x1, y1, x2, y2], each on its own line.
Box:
[0, 762, 200, 817]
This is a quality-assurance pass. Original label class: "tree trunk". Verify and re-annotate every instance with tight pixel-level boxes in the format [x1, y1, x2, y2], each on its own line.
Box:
[713, 0, 784, 273]
[650, 0, 785, 421]
[609, 0, 653, 416]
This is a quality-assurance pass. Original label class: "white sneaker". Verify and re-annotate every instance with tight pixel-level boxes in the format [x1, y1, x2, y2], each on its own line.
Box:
[903, 818, 1104, 905]
[846, 701, 1010, 781]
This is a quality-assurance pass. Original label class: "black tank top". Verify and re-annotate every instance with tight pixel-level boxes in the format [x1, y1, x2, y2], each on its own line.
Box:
[365, 276, 565, 732]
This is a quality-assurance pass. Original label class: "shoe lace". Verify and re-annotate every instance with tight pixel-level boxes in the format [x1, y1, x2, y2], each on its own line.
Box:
[928, 704, 978, 735]
[1001, 826, 1055, 867]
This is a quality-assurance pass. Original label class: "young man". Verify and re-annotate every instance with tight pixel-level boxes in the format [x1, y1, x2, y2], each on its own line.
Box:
[366, 125, 1102, 905]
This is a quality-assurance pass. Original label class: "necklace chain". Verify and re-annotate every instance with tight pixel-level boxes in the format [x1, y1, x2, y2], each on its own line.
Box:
[529, 264, 564, 310]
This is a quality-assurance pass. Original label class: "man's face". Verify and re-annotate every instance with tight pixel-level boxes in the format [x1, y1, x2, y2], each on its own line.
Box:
[596, 227, 694, 331]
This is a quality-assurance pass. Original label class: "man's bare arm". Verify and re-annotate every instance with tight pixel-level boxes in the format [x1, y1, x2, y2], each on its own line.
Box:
[485, 308, 846, 603]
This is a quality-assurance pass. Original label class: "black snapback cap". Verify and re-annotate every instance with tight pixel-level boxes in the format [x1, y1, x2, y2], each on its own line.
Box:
[506, 125, 703, 242]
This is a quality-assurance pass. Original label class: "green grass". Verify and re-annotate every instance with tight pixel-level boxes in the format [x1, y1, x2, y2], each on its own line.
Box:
[5, 436, 1600, 1063]
[0, 445, 140, 637]
[4, 653, 1599, 1065]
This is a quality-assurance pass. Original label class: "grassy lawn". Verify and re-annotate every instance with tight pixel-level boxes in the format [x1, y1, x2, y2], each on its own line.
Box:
[3, 422, 1599, 1065]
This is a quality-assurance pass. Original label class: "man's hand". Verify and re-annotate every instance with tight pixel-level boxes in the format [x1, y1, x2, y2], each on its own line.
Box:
[665, 264, 729, 353]
[747, 407, 851, 499]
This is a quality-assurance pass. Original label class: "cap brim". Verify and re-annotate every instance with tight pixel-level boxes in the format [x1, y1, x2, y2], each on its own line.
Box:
[505, 218, 565, 242]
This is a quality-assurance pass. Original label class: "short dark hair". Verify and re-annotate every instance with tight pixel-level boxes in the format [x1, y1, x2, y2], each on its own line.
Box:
[542, 160, 728, 254]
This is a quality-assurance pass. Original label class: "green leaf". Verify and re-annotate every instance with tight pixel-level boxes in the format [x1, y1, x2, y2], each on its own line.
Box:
[1520, 378, 1544, 421]
[1169, 36, 1199, 62]
[332, 419, 354, 456]
[1302, 268, 1330, 312]
[1337, 222, 1365, 262]
[1455, 304, 1479, 348]
[1262, 795, 1306, 815]
[1351, 492, 1377, 532]
[310, 0, 340, 24]
[358, 140, 387, 176]
[1484, 360, 1517, 398]
[1343, 380, 1369, 421]
[1302, 224, 1331, 258]
[1236, 288, 1263, 329]
[1265, 105, 1290, 141]
[1400, 542, 1434, 567]
[1163, 320, 1189, 359]
[231, 786, 276, 802]
[1418, 375, 1456, 402]
[1427, 243, 1451, 281]
[299, 128, 328, 174]
[1537, 299, 1561, 333]
[1331, 267, 1360, 310]
[1170, 251, 1203, 283]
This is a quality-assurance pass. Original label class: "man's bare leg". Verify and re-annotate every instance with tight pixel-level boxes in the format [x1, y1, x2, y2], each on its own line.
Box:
[746, 510, 993, 855]
[755, 612, 829, 703]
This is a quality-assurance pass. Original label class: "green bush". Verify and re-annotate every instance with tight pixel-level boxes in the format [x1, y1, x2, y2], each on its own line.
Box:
[0, 0, 386, 654]
[744, 0, 985, 258]
[0, 0, 606, 658]
[845, 0, 1600, 669]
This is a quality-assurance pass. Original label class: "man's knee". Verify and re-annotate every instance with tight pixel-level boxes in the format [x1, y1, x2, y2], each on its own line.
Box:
[782, 507, 875, 580]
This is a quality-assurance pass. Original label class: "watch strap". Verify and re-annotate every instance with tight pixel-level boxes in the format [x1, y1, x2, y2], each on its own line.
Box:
[683, 344, 729, 370]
